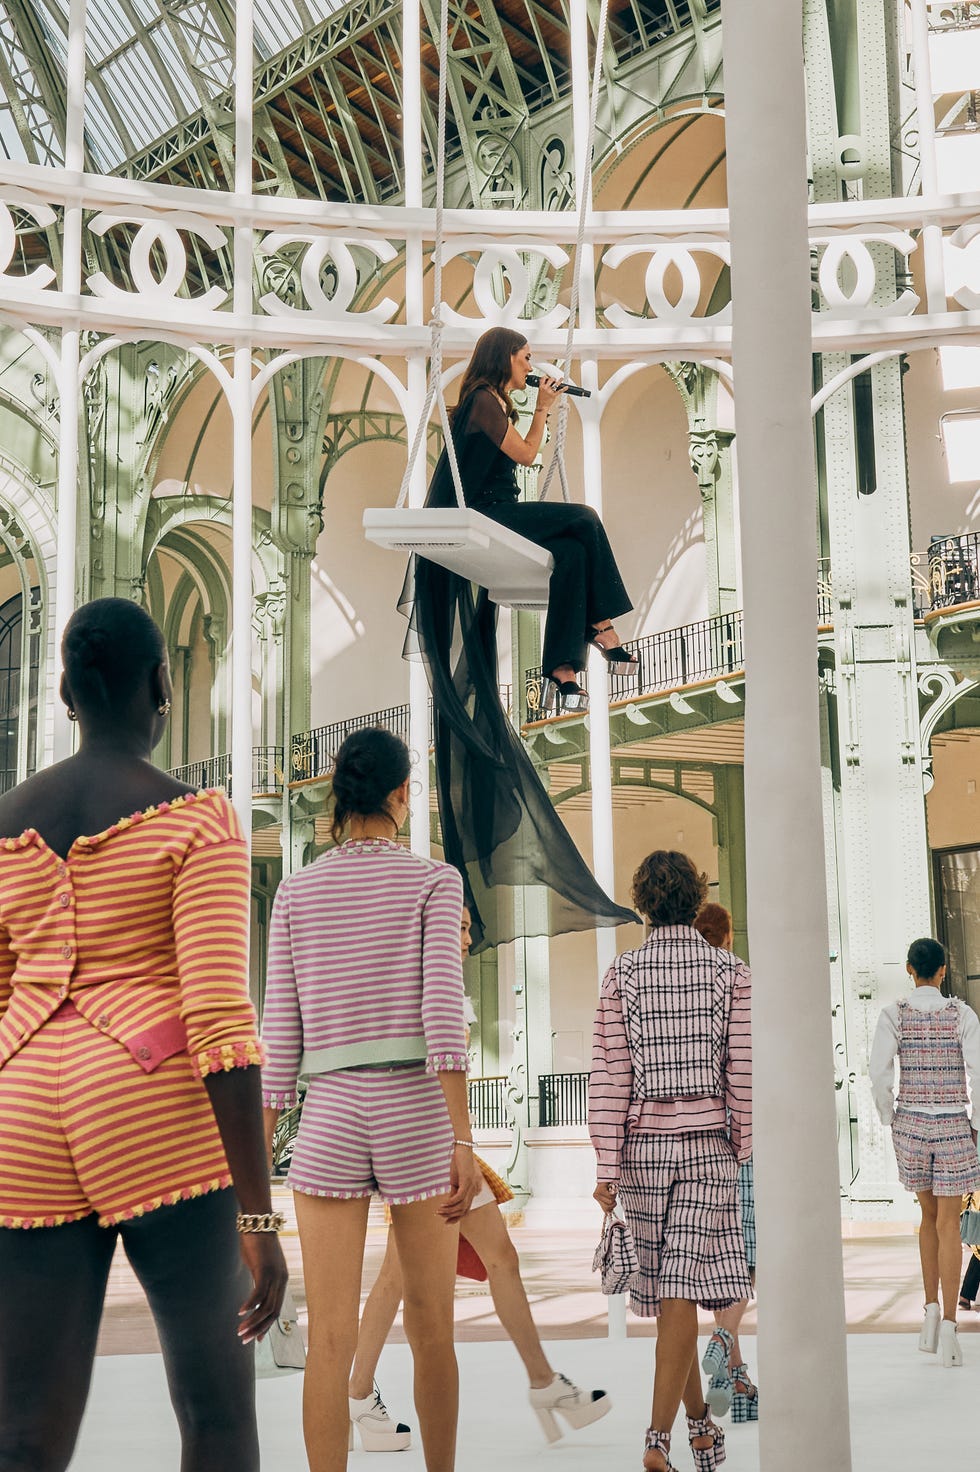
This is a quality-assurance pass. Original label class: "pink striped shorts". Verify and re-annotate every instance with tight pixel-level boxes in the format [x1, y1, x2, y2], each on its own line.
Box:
[287, 1064, 455, 1204]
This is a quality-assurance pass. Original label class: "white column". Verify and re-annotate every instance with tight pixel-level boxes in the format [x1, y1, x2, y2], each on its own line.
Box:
[52, 0, 87, 761]
[570, 0, 625, 1341]
[230, 1, 254, 845]
[908, 0, 946, 315]
[724, 5, 851, 1470]
[403, 0, 431, 856]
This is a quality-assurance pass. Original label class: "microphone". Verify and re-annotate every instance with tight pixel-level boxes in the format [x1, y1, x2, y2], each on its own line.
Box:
[525, 371, 592, 399]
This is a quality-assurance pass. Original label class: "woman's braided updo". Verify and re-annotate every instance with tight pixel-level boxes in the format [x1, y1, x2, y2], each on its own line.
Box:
[330, 727, 411, 844]
[62, 598, 166, 716]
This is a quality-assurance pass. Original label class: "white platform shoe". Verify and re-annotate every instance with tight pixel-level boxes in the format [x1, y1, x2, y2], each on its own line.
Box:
[939, 1320, 963, 1367]
[528, 1372, 611, 1443]
[348, 1386, 412, 1452]
[918, 1302, 941, 1354]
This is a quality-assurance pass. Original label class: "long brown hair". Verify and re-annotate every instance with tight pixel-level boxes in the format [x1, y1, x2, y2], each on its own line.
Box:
[453, 326, 528, 424]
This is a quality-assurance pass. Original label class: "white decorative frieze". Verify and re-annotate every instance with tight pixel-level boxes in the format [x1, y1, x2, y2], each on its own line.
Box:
[86, 212, 230, 310]
[436, 240, 570, 328]
[809, 227, 919, 319]
[256, 234, 399, 322]
[601, 239, 732, 327]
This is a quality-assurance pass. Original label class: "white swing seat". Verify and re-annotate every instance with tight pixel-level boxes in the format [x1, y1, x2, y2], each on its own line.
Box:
[363, 507, 553, 611]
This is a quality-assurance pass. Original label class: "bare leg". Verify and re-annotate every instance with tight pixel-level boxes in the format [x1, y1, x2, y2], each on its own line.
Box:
[460, 1204, 553, 1388]
[937, 1195, 964, 1322]
[349, 1233, 404, 1400]
[713, 1299, 748, 1369]
[390, 1197, 460, 1472]
[294, 1193, 371, 1472]
[918, 1190, 940, 1305]
[644, 1298, 701, 1472]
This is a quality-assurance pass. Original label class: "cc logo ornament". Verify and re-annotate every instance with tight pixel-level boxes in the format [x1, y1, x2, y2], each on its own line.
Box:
[257, 233, 398, 321]
[86, 212, 229, 310]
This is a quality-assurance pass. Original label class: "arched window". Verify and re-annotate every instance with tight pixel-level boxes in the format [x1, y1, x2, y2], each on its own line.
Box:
[0, 593, 39, 793]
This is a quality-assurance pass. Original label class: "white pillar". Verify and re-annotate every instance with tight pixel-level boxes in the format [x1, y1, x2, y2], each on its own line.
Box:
[570, 0, 625, 1341]
[724, 5, 851, 1470]
[52, 0, 86, 761]
[230, 1, 254, 845]
[403, 0, 431, 856]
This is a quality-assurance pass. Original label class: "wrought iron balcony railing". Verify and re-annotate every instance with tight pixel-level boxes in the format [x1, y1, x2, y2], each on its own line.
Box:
[290, 688, 514, 784]
[927, 532, 980, 609]
[538, 1072, 590, 1127]
[525, 611, 745, 715]
[168, 746, 284, 797]
[468, 1075, 509, 1130]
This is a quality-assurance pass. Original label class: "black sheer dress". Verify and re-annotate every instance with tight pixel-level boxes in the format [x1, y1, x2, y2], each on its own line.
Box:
[400, 386, 638, 951]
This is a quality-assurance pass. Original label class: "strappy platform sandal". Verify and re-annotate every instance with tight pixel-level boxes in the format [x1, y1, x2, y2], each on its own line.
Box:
[729, 1365, 759, 1423]
[541, 674, 589, 714]
[687, 1409, 726, 1471]
[643, 1427, 677, 1472]
[590, 621, 639, 676]
[701, 1327, 734, 1417]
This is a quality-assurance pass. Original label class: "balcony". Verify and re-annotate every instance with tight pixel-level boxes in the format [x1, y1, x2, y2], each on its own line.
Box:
[290, 687, 513, 784]
[525, 612, 744, 715]
[926, 532, 980, 609]
[168, 746, 284, 797]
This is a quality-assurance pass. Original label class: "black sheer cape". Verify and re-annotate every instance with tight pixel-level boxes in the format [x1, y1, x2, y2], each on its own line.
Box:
[399, 390, 638, 953]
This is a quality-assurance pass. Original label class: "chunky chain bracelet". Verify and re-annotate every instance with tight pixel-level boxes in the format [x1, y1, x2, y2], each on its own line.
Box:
[236, 1211, 286, 1234]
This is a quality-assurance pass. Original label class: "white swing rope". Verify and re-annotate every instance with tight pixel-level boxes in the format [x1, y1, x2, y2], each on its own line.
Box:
[395, 0, 467, 511]
[539, 0, 610, 504]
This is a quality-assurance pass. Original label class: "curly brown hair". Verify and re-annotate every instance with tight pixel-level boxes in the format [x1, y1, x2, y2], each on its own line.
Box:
[693, 902, 733, 948]
[631, 850, 709, 927]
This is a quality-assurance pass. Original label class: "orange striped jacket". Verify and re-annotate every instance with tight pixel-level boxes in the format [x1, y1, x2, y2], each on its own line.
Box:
[0, 789, 261, 1079]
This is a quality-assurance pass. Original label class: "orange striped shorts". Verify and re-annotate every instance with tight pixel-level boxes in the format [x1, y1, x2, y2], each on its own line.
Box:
[0, 1001, 231, 1228]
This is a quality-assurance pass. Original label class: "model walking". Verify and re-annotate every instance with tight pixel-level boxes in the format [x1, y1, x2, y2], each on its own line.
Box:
[870, 936, 980, 1366]
[262, 727, 480, 1472]
[590, 852, 752, 1472]
[347, 906, 611, 1450]
[0, 598, 287, 1472]
[692, 902, 758, 1423]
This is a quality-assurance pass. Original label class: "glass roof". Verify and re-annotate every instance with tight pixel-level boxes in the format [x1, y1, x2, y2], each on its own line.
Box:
[0, 0, 350, 173]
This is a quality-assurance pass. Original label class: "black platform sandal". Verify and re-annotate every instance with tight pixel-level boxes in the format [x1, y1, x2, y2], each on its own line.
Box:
[590, 621, 639, 677]
[542, 676, 589, 715]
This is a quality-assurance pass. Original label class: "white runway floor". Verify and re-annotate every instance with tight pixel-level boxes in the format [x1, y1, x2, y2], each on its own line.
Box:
[73, 1333, 967, 1470]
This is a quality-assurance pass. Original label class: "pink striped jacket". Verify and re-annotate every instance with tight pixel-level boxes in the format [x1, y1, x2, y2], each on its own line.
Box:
[261, 840, 468, 1109]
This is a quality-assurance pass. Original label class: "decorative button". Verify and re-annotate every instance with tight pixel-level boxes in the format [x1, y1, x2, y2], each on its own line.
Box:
[59, 893, 70, 908]
[61, 944, 72, 959]
[97, 1014, 109, 1029]
[57, 985, 67, 1000]
[137, 1046, 152, 1060]
[57, 863, 67, 878]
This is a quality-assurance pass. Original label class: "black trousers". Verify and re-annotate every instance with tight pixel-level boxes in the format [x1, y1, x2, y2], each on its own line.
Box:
[482, 501, 633, 673]
[0, 1189, 258, 1472]
[962, 1251, 980, 1303]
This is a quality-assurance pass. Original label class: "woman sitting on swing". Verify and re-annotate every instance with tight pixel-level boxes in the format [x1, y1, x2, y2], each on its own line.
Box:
[428, 324, 637, 712]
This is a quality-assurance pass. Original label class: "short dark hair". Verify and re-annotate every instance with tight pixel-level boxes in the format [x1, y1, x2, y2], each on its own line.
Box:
[693, 902, 732, 948]
[62, 598, 166, 715]
[330, 728, 411, 844]
[907, 937, 945, 981]
[631, 850, 709, 927]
